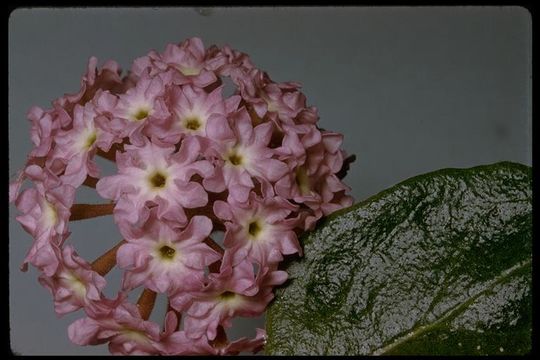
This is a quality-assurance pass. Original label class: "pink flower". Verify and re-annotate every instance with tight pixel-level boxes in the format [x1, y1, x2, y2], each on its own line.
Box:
[133, 37, 217, 88]
[205, 45, 256, 94]
[39, 245, 106, 315]
[11, 104, 71, 201]
[203, 107, 289, 203]
[9, 169, 26, 204]
[251, 82, 306, 123]
[117, 214, 221, 293]
[107, 70, 169, 146]
[48, 103, 116, 187]
[230, 68, 303, 120]
[276, 123, 322, 164]
[68, 301, 162, 355]
[255, 264, 289, 289]
[212, 328, 266, 355]
[229, 67, 266, 102]
[156, 311, 215, 355]
[90, 90, 129, 147]
[157, 311, 265, 355]
[206, 44, 255, 75]
[9, 157, 51, 203]
[214, 193, 301, 266]
[174, 259, 267, 341]
[54, 56, 124, 115]
[275, 128, 354, 229]
[157, 309, 266, 355]
[161, 84, 240, 143]
[14, 165, 75, 276]
[28, 105, 71, 158]
[96, 136, 213, 227]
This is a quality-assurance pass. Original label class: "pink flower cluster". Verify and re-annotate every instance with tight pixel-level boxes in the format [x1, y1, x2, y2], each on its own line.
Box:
[10, 38, 353, 355]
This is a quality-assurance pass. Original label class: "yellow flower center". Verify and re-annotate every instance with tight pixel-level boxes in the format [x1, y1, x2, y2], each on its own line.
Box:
[217, 291, 246, 310]
[295, 166, 311, 195]
[158, 245, 176, 260]
[85, 132, 97, 149]
[179, 66, 201, 76]
[183, 116, 202, 131]
[226, 149, 243, 166]
[248, 220, 263, 238]
[63, 272, 87, 298]
[42, 200, 58, 227]
[122, 328, 150, 343]
[219, 291, 236, 301]
[148, 171, 167, 189]
[131, 106, 152, 122]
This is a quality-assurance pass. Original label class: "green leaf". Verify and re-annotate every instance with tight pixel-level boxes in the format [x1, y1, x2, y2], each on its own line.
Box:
[266, 162, 532, 355]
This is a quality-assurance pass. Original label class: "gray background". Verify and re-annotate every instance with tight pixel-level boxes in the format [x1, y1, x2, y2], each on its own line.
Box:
[8, 7, 532, 355]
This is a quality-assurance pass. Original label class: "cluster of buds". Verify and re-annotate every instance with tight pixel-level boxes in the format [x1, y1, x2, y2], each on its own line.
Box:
[9, 38, 354, 355]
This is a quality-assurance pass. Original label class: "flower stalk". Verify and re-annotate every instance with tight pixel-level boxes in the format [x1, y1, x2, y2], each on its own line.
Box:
[137, 288, 157, 321]
[69, 203, 115, 221]
[91, 240, 126, 276]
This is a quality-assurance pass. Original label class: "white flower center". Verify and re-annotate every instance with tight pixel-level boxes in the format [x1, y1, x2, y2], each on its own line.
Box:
[266, 100, 278, 113]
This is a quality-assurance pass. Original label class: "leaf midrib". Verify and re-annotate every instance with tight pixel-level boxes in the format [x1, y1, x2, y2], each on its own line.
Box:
[372, 258, 531, 355]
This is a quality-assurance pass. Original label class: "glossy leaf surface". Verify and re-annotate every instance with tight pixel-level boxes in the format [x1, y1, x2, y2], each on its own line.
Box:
[266, 162, 532, 355]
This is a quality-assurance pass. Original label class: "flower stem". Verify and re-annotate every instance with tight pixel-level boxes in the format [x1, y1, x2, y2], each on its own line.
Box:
[336, 154, 356, 180]
[96, 148, 117, 162]
[69, 203, 114, 221]
[29, 156, 46, 168]
[137, 289, 157, 321]
[82, 176, 98, 188]
[247, 104, 264, 127]
[204, 237, 224, 255]
[210, 325, 228, 349]
[203, 76, 223, 93]
[91, 240, 126, 276]
[204, 237, 224, 273]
